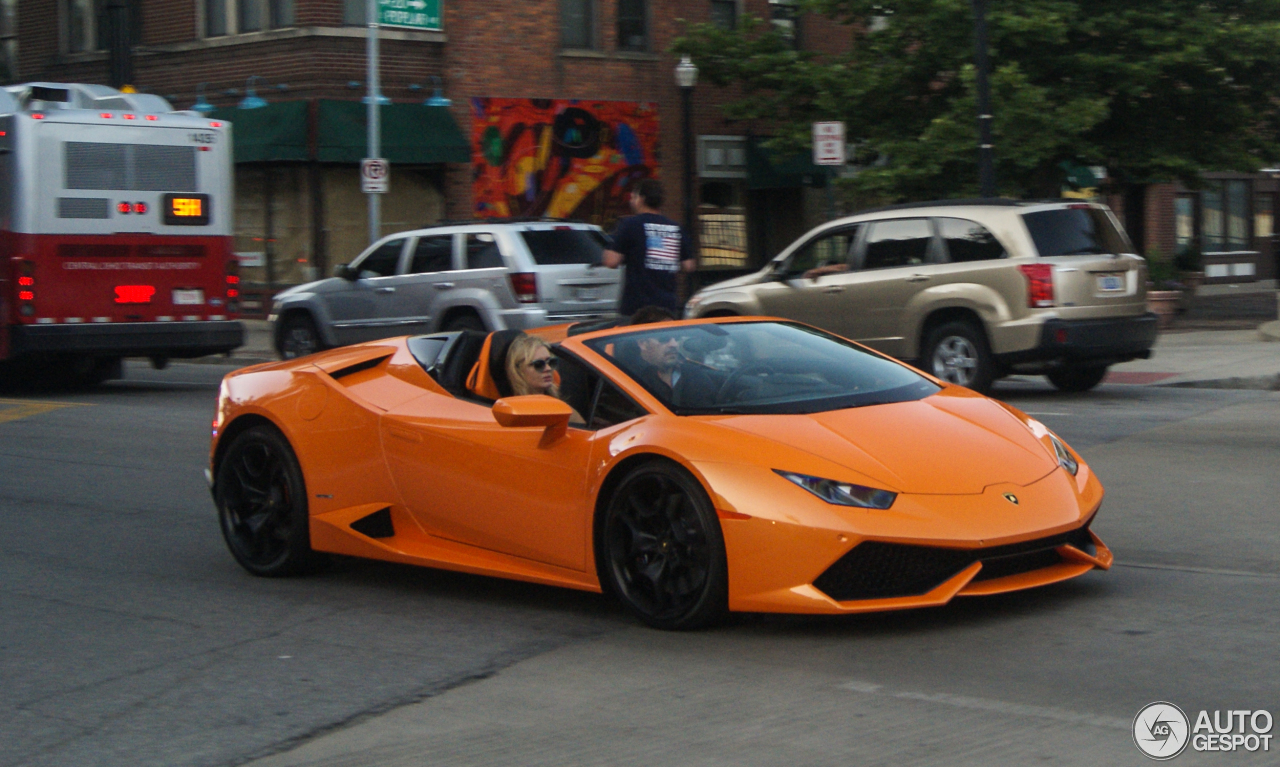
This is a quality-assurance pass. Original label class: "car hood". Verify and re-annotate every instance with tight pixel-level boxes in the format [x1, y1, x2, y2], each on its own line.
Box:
[275, 277, 345, 299]
[694, 270, 767, 294]
[709, 389, 1057, 495]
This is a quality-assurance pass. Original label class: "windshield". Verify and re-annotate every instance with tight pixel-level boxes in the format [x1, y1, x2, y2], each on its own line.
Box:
[1022, 207, 1132, 256]
[519, 228, 607, 265]
[584, 322, 940, 415]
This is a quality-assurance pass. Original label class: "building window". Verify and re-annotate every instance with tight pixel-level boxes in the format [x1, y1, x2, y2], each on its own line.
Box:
[562, 0, 594, 49]
[1201, 182, 1223, 252]
[66, 0, 101, 52]
[1255, 193, 1274, 242]
[1175, 195, 1195, 257]
[1225, 180, 1249, 250]
[710, 0, 736, 30]
[64, 0, 142, 54]
[204, 0, 293, 37]
[0, 0, 17, 83]
[343, 0, 365, 25]
[770, 0, 799, 47]
[617, 0, 647, 51]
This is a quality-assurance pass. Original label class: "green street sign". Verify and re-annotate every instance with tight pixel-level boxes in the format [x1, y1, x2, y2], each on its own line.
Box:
[377, 0, 442, 31]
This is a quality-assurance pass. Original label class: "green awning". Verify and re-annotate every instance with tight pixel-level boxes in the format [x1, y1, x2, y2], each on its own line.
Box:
[316, 99, 470, 164]
[210, 101, 310, 163]
[209, 100, 470, 165]
[747, 137, 828, 190]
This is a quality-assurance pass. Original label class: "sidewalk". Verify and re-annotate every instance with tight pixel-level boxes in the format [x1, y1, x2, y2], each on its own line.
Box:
[208, 313, 1280, 390]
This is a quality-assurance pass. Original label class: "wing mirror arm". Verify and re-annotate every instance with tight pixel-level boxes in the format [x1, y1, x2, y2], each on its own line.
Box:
[492, 396, 572, 446]
[334, 264, 358, 281]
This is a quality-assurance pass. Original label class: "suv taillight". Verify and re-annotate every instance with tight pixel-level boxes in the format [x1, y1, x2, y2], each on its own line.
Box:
[509, 272, 538, 304]
[1018, 263, 1055, 308]
[15, 259, 35, 317]
[226, 257, 240, 314]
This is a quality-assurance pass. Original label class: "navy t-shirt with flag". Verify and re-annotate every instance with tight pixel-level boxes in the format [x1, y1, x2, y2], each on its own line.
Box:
[609, 212, 692, 315]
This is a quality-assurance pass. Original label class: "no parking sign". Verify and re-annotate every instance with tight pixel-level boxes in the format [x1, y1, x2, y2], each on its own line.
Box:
[361, 158, 389, 194]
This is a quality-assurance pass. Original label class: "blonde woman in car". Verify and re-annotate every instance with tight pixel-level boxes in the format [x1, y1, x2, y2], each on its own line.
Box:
[504, 334, 586, 424]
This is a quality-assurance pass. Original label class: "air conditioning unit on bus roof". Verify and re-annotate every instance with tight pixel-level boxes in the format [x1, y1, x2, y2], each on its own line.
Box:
[0, 82, 175, 116]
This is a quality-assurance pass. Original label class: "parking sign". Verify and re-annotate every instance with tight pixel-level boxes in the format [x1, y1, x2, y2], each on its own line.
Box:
[812, 122, 846, 166]
[361, 158, 389, 194]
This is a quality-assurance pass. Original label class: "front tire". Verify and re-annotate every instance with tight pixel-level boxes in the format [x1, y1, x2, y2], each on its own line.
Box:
[1046, 363, 1109, 392]
[215, 425, 324, 576]
[278, 314, 325, 360]
[599, 461, 728, 630]
[922, 320, 995, 393]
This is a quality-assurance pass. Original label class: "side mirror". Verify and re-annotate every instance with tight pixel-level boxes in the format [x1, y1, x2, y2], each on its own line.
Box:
[492, 395, 572, 445]
[768, 261, 790, 281]
[334, 263, 357, 281]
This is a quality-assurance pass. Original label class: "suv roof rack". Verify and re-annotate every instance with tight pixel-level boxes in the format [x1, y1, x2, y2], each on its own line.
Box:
[850, 198, 1084, 216]
[429, 216, 592, 227]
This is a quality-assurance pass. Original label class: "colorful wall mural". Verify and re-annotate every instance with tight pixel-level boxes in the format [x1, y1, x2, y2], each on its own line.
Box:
[471, 98, 660, 227]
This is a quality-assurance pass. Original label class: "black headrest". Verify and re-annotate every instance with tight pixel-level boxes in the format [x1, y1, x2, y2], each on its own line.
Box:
[436, 330, 488, 396]
[487, 329, 526, 398]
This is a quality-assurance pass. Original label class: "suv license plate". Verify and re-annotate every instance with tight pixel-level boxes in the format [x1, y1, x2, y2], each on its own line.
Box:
[173, 289, 205, 305]
[1096, 274, 1124, 292]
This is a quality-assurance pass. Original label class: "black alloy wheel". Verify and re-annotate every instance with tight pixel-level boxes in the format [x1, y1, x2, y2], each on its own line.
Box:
[600, 461, 728, 630]
[1046, 363, 1109, 392]
[215, 425, 324, 576]
[922, 320, 995, 394]
[279, 314, 324, 360]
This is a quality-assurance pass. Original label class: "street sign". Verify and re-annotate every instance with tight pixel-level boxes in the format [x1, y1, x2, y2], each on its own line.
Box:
[361, 158, 389, 194]
[377, 0, 442, 31]
[812, 121, 846, 166]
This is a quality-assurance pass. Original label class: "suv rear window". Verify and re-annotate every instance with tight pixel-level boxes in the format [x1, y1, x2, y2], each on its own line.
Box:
[1022, 207, 1132, 257]
[519, 228, 607, 265]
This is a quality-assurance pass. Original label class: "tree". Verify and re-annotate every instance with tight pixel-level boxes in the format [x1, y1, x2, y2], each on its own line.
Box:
[673, 1, 1280, 202]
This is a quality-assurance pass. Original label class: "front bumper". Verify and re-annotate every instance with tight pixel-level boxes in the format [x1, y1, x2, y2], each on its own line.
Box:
[997, 313, 1159, 367]
[11, 320, 244, 359]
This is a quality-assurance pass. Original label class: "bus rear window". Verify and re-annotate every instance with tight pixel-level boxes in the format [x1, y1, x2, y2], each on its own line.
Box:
[1022, 207, 1133, 256]
[519, 228, 607, 265]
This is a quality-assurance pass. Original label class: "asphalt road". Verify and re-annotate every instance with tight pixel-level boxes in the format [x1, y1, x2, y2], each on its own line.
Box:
[1, 362, 1276, 767]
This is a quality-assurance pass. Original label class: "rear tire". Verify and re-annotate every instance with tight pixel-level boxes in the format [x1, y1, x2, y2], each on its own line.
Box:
[215, 425, 325, 576]
[599, 460, 728, 630]
[278, 314, 324, 360]
[921, 320, 995, 394]
[443, 313, 486, 332]
[1046, 363, 1109, 392]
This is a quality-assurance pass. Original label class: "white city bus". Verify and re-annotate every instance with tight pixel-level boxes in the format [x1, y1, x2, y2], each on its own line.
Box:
[0, 82, 241, 383]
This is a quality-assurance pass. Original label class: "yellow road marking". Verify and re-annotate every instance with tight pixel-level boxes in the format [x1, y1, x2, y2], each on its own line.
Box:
[0, 398, 91, 425]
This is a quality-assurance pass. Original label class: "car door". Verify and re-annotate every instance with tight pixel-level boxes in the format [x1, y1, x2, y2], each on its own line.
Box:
[822, 218, 940, 355]
[391, 233, 459, 335]
[323, 238, 409, 345]
[752, 224, 861, 332]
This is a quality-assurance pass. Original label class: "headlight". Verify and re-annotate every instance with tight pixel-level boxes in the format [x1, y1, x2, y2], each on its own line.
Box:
[1049, 434, 1078, 476]
[775, 470, 897, 509]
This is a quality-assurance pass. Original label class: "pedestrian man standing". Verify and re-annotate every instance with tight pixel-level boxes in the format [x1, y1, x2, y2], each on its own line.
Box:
[602, 179, 697, 317]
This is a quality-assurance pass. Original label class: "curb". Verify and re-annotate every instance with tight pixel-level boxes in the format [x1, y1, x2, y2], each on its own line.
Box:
[1163, 374, 1280, 391]
[1259, 320, 1280, 342]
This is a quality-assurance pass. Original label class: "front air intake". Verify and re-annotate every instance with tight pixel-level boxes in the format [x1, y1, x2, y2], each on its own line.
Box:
[813, 526, 1094, 602]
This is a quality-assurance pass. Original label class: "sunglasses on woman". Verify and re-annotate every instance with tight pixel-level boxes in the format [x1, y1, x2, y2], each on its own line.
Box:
[527, 357, 560, 372]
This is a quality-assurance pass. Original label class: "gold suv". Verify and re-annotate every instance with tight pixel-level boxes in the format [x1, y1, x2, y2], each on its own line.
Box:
[684, 200, 1158, 393]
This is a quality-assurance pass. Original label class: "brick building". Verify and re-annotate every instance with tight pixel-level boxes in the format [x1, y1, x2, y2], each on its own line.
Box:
[9, 0, 847, 301]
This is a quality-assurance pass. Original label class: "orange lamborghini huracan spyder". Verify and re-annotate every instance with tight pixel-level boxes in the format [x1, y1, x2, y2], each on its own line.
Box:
[209, 318, 1111, 629]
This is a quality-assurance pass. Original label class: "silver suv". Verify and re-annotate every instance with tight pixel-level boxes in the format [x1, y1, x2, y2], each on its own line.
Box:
[684, 200, 1158, 393]
[270, 220, 620, 358]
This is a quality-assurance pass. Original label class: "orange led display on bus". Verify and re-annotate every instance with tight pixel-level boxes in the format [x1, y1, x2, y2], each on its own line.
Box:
[162, 193, 210, 225]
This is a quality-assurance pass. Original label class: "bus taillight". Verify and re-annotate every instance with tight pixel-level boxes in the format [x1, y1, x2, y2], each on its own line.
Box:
[226, 258, 240, 314]
[15, 259, 35, 316]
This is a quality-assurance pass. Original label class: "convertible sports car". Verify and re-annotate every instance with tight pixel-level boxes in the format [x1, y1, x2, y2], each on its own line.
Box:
[209, 317, 1111, 629]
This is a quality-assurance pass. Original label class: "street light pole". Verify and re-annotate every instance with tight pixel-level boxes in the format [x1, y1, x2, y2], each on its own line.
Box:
[972, 0, 996, 198]
[675, 57, 699, 234]
[367, 0, 381, 245]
